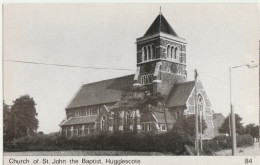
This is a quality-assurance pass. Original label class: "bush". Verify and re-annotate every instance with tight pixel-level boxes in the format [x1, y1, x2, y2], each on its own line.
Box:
[202, 134, 254, 155]
[5, 132, 194, 155]
[5, 133, 254, 155]
[237, 134, 254, 147]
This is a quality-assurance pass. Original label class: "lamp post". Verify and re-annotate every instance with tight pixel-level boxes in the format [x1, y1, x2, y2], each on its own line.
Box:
[194, 69, 199, 156]
[229, 63, 260, 155]
[245, 64, 260, 148]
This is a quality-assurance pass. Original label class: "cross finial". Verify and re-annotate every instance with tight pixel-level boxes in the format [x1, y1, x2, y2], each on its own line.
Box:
[160, 6, 162, 15]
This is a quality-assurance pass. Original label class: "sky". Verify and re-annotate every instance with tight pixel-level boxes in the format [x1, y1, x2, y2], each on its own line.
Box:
[3, 4, 259, 134]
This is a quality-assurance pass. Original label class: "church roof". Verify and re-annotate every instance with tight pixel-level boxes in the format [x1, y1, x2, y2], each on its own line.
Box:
[153, 111, 175, 124]
[144, 14, 178, 37]
[66, 74, 135, 109]
[60, 115, 98, 126]
[166, 81, 195, 107]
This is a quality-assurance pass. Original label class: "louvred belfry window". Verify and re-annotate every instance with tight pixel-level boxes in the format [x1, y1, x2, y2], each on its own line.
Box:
[148, 46, 151, 60]
[151, 45, 155, 59]
[143, 47, 147, 61]
[167, 45, 171, 58]
[174, 47, 178, 59]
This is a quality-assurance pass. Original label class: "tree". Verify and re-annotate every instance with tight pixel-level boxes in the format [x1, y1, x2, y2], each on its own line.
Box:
[3, 102, 15, 142]
[172, 115, 207, 137]
[244, 123, 259, 139]
[12, 95, 39, 138]
[218, 113, 244, 135]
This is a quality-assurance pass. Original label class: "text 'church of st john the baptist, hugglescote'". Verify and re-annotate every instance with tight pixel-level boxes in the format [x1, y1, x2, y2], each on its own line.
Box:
[59, 11, 215, 139]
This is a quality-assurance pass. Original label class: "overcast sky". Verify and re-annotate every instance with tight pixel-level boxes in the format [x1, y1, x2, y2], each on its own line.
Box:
[3, 4, 259, 133]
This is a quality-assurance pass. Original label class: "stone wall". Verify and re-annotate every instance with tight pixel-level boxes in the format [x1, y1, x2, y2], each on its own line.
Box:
[95, 107, 111, 132]
[184, 80, 215, 139]
[154, 72, 185, 95]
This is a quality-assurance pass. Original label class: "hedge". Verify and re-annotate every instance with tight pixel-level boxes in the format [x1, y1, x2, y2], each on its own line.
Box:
[4, 132, 194, 155]
[5, 133, 254, 155]
[202, 134, 254, 155]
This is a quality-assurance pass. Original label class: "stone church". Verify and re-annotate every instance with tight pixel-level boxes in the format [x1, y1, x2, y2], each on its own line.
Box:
[60, 12, 215, 139]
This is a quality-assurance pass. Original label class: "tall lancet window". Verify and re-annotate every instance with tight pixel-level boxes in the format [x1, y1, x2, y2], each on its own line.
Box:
[174, 47, 178, 59]
[125, 112, 130, 128]
[148, 46, 151, 60]
[143, 47, 147, 61]
[171, 46, 174, 58]
[167, 45, 171, 58]
[151, 45, 155, 59]
[101, 116, 106, 131]
[197, 94, 204, 117]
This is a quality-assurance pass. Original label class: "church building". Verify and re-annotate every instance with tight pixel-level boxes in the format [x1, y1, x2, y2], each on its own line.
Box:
[59, 12, 215, 139]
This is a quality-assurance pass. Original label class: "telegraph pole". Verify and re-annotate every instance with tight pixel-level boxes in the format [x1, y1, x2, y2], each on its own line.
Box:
[200, 105, 203, 151]
[194, 69, 199, 155]
[229, 62, 260, 151]
[229, 66, 236, 155]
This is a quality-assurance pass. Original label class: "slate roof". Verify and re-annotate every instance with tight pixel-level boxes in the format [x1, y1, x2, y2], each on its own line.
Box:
[144, 14, 178, 37]
[66, 74, 135, 109]
[60, 115, 98, 126]
[166, 81, 195, 108]
[110, 98, 147, 110]
[153, 111, 175, 124]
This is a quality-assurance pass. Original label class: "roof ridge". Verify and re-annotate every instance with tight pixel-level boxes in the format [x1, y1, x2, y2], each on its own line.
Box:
[71, 114, 99, 118]
[82, 74, 135, 86]
[159, 13, 162, 33]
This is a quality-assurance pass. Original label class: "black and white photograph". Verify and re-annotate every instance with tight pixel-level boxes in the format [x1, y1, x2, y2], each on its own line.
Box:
[2, 2, 260, 164]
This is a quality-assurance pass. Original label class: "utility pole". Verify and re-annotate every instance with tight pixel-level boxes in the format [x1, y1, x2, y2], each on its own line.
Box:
[200, 105, 203, 151]
[230, 62, 260, 151]
[228, 113, 231, 136]
[194, 69, 199, 155]
[229, 66, 236, 156]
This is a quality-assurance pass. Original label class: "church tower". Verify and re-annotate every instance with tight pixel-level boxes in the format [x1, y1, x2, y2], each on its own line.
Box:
[134, 13, 187, 95]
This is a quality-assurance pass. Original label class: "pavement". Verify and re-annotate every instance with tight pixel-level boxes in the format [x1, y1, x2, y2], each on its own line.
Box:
[215, 142, 260, 156]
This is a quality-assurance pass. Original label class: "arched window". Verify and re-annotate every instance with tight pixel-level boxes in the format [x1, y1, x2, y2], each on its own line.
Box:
[167, 45, 171, 58]
[140, 74, 153, 85]
[77, 126, 81, 136]
[171, 46, 174, 58]
[101, 116, 106, 130]
[125, 112, 130, 128]
[151, 45, 155, 59]
[66, 127, 70, 136]
[197, 94, 204, 117]
[148, 46, 151, 60]
[174, 47, 178, 59]
[142, 48, 144, 62]
[143, 47, 147, 61]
